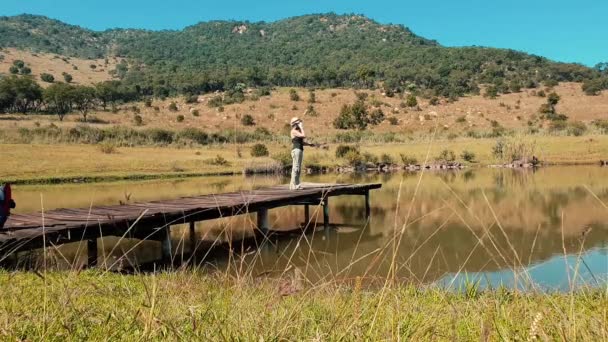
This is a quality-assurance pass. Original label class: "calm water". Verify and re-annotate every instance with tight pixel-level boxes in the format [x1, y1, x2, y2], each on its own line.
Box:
[5, 166, 608, 290]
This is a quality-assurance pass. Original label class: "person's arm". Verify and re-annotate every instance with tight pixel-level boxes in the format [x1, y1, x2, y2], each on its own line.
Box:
[291, 128, 306, 138]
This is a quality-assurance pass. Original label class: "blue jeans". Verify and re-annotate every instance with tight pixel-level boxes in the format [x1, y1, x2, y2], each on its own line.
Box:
[0, 215, 6, 229]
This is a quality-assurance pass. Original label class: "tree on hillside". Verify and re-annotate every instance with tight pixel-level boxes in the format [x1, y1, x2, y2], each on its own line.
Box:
[40, 73, 55, 83]
[72, 85, 97, 122]
[333, 100, 370, 130]
[95, 81, 121, 110]
[62, 72, 73, 83]
[547, 92, 560, 113]
[406, 94, 418, 107]
[0, 76, 43, 113]
[44, 82, 75, 120]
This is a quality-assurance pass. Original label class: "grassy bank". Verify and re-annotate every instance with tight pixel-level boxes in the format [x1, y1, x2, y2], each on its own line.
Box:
[0, 270, 605, 340]
[2, 134, 608, 184]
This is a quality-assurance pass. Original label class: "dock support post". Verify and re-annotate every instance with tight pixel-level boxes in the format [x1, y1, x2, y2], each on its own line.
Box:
[323, 199, 330, 230]
[304, 205, 310, 227]
[364, 190, 371, 219]
[87, 238, 97, 267]
[257, 209, 269, 233]
[160, 226, 172, 264]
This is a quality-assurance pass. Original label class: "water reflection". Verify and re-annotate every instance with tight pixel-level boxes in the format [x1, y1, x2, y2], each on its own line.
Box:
[5, 166, 608, 290]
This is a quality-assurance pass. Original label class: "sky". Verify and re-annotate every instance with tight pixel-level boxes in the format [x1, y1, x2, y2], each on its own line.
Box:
[1, 0, 606, 66]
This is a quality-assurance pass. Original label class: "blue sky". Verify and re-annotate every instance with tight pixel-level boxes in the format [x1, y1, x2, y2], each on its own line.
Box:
[1, 0, 606, 66]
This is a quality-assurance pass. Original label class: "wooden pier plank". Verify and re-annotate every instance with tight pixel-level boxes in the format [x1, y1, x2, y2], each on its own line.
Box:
[0, 183, 381, 252]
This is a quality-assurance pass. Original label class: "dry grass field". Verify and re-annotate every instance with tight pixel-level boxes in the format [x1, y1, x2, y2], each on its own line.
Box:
[0, 48, 117, 86]
[0, 82, 607, 139]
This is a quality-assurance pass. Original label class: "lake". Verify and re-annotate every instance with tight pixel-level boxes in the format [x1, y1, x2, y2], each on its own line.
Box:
[6, 166, 608, 291]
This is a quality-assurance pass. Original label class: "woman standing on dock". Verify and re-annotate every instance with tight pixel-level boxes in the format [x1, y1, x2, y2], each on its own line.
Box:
[290, 117, 315, 190]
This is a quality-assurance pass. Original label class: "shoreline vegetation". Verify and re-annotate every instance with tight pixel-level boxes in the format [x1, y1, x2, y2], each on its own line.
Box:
[3, 133, 608, 184]
[0, 270, 606, 340]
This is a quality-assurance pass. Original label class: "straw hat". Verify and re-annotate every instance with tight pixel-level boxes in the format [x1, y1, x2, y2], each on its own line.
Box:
[290, 117, 301, 126]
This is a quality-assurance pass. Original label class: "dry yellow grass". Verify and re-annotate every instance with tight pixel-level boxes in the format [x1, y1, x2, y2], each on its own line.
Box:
[2, 135, 608, 183]
[1, 81, 607, 139]
[0, 48, 117, 86]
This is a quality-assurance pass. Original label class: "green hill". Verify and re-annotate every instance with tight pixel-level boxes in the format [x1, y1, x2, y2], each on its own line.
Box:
[0, 13, 600, 97]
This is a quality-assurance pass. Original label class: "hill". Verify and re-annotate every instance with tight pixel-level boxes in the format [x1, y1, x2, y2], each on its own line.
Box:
[0, 14, 601, 98]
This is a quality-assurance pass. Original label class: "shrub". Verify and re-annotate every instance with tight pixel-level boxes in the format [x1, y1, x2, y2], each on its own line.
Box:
[185, 95, 198, 104]
[335, 145, 359, 158]
[484, 85, 498, 98]
[399, 154, 418, 165]
[168, 102, 178, 112]
[308, 89, 316, 103]
[369, 108, 385, 125]
[178, 128, 209, 145]
[145, 129, 174, 144]
[250, 143, 269, 157]
[355, 92, 368, 101]
[255, 87, 271, 97]
[40, 73, 55, 83]
[461, 150, 476, 162]
[144, 98, 153, 107]
[455, 116, 467, 123]
[98, 142, 117, 154]
[305, 105, 318, 117]
[537, 90, 546, 97]
[362, 152, 378, 164]
[9, 66, 19, 74]
[205, 155, 230, 166]
[436, 149, 456, 162]
[254, 127, 272, 136]
[333, 100, 369, 130]
[380, 153, 394, 164]
[492, 138, 537, 162]
[388, 117, 398, 125]
[429, 97, 439, 105]
[176, 114, 185, 122]
[406, 94, 418, 107]
[241, 114, 255, 126]
[62, 72, 73, 83]
[344, 150, 363, 166]
[289, 89, 300, 101]
[593, 119, 608, 134]
[133, 114, 143, 126]
[567, 121, 587, 136]
[272, 151, 292, 168]
[208, 95, 223, 107]
[12, 60, 25, 68]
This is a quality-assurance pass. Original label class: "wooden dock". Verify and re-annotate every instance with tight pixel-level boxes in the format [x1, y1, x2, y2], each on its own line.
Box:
[1, 183, 381, 266]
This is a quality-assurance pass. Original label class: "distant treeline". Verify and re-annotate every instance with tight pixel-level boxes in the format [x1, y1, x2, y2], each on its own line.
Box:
[0, 75, 140, 120]
[2, 14, 608, 98]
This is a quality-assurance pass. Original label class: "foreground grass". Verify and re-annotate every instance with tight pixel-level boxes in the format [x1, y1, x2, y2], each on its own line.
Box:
[2, 134, 608, 183]
[0, 270, 606, 340]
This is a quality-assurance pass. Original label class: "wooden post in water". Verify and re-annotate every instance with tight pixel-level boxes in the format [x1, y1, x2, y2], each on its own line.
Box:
[364, 190, 371, 219]
[323, 199, 330, 230]
[160, 226, 172, 264]
[257, 209, 269, 233]
[87, 238, 97, 267]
